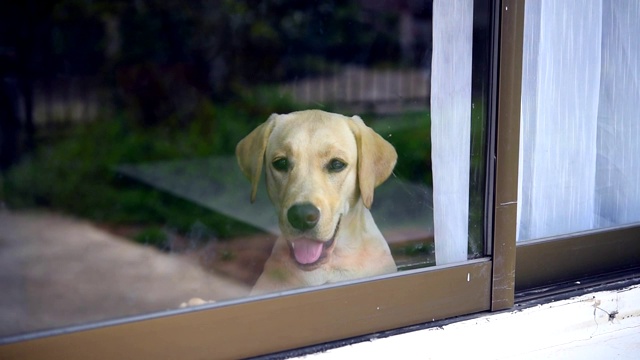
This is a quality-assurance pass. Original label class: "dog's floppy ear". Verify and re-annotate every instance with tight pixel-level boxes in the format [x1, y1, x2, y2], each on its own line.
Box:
[236, 114, 278, 203]
[349, 115, 397, 209]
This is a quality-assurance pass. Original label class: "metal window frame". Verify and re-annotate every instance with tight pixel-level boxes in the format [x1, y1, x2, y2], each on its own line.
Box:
[516, 224, 640, 291]
[0, 261, 491, 359]
[490, 0, 523, 311]
[0, 1, 527, 359]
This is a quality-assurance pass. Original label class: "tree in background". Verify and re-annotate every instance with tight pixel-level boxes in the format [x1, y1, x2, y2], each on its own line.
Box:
[3, 1, 399, 125]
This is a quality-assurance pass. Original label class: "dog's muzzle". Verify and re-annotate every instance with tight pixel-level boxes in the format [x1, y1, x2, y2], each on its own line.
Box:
[288, 216, 341, 270]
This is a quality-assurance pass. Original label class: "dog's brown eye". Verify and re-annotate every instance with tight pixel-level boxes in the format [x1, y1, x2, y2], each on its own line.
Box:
[327, 159, 346, 172]
[272, 158, 289, 172]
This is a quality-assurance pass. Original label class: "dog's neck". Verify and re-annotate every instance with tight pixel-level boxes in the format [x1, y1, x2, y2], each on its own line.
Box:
[338, 198, 384, 245]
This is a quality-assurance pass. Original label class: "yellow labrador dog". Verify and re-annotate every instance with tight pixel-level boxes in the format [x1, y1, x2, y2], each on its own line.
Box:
[236, 110, 397, 294]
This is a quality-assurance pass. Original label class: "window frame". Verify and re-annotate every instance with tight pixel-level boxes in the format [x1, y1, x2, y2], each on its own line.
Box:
[489, 0, 523, 312]
[0, 261, 492, 359]
[516, 224, 640, 291]
[0, 1, 526, 358]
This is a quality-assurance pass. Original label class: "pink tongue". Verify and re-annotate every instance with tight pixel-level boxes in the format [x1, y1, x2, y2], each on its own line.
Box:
[292, 238, 324, 264]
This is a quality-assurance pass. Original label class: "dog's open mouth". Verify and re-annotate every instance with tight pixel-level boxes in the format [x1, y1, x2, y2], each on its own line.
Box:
[288, 217, 341, 270]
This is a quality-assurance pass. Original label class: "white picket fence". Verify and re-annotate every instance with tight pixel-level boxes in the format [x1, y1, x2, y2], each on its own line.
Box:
[279, 66, 430, 114]
[29, 67, 431, 128]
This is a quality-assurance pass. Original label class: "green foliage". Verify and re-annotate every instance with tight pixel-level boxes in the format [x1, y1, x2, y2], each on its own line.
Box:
[109, 0, 399, 99]
[369, 111, 432, 185]
[231, 85, 307, 118]
[220, 250, 236, 262]
[393, 241, 434, 257]
[1, 99, 279, 238]
[133, 226, 168, 248]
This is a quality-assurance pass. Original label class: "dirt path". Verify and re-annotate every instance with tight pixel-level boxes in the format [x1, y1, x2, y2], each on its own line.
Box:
[0, 210, 250, 337]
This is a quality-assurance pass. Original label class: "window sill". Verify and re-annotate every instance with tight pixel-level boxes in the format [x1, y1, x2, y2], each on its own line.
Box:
[287, 280, 640, 359]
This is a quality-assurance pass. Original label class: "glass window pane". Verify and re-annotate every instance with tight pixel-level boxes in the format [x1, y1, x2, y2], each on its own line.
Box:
[0, 0, 491, 338]
[517, 0, 640, 242]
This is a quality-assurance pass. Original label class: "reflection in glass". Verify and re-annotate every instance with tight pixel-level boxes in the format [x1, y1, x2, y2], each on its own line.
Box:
[0, 0, 490, 338]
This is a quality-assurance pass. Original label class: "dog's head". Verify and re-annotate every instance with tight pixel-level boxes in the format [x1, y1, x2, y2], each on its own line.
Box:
[236, 110, 396, 269]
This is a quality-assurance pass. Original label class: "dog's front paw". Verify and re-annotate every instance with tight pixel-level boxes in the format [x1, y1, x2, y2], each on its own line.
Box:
[179, 297, 215, 308]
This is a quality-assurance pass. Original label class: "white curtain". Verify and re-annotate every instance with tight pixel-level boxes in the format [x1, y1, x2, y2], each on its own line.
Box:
[595, 1, 640, 227]
[431, 0, 474, 264]
[518, 0, 640, 242]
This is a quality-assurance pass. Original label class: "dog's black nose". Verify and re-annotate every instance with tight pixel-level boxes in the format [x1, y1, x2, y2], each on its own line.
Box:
[287, 203, 320, 231]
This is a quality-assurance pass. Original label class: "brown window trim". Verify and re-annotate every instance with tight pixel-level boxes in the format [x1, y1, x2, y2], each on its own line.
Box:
[1, 260, 491, 359]
[490, 0, 524, 312]
[516, 224, 640, 292]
